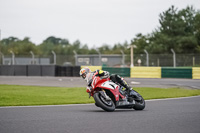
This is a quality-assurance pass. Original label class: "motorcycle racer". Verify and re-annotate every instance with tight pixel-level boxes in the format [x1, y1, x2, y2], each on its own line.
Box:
[79, 67, 135, 96]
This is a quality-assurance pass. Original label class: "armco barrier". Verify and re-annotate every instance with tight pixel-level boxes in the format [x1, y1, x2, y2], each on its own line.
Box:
[72, 66, 81, 77]
[56, 66, 64, 76]
[0, 65, 15, 76]
[41, 65, 56, 76]
[192, 67, 200, 79]
[102, 67, 130, 77]
[81, 66, 102, 72]
[162, 68, 192, 79]
[56, 66, 73, 76]
[0, 65, 80, 77]
[14, 65, 27, 76]
[0, 65, 199, 78]
[65, 66, 73, 76]
[131, 67, 161, 78]
[27, 65, 41, 76]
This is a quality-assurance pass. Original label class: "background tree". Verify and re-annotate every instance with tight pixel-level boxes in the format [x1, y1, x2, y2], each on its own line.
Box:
[0, 37, 38, 55]
[148, 5, 199, 54]
[130, 33, 150, 54]
[194, 11, 200, 52]
[0, 5, 199, 56]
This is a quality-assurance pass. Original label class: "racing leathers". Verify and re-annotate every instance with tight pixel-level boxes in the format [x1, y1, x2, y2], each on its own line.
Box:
[85, 69, 133, 95]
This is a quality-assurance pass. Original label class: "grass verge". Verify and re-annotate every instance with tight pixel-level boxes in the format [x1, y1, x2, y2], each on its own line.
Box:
[0, 85, 200, 106]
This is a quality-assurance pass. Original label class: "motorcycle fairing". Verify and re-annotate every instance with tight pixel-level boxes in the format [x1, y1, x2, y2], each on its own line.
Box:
[101, 81, 118, 90]
[91, 76, 126, 101]
[96, 80, 122, 101]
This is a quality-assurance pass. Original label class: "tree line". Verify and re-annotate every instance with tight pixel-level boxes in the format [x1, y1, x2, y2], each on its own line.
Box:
[0, 5, 200, 56]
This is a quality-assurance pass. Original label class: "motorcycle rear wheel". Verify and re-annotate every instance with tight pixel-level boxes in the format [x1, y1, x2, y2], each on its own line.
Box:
[94, 91, 115, 112]
[132, 91, 145, 110]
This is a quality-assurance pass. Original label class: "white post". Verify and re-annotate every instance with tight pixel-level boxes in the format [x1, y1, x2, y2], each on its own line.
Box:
[193, 56, 195, 66]
[120, 50, 125, 67]
[144, 50, 149, 66]
[73, 50, 77, 66]
[171, 49, 176, 68]
[96, 49, 101, 66]
[30, 51, 35, 64]
[157, 58, 160, 66]
[130, 45, 134, 67]
[129, 45, 137, 67]
[0, 52, 4, 65]
[10, 51, 15, 65]
[51, 51, 56, 65]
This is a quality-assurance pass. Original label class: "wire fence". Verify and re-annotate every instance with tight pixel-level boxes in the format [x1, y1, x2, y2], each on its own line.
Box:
[134, 54, 200, 67]
[0, 54, 199, 67]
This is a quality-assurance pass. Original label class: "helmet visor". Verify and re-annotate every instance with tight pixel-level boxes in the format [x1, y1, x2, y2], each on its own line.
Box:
[81, 73, 86, 79]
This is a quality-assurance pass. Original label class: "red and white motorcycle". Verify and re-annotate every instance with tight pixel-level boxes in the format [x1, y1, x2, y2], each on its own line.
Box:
[89, 74, 145, 112]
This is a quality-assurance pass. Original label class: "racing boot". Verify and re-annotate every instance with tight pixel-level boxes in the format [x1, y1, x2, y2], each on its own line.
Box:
[118, 77, 140, 100]
[110, 74, 140, 100]
[118, 78, 132, 96]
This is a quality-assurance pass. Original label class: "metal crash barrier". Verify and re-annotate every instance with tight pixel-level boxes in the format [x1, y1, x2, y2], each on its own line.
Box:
[0, 65, 199, 79]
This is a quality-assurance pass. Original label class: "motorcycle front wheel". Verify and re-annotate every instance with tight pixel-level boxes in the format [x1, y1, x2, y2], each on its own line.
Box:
[93, 91, 115, 112]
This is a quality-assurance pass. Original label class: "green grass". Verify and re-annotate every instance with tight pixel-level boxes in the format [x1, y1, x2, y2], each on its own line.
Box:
[0, 85, 200, 106]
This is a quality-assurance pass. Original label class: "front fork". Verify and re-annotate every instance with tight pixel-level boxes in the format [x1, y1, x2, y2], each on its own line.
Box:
[100, 90, 112, 101]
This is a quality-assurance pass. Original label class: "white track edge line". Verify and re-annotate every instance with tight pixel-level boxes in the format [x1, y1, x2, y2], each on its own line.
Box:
[0, 95, 200, 109]
[146, 95, 200, 101]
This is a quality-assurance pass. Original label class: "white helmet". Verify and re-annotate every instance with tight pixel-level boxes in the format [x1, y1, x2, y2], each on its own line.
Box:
[79, 67, 91, 79]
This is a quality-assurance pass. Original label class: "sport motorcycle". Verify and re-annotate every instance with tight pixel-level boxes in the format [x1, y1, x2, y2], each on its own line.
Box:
[89, 75, 145, 112]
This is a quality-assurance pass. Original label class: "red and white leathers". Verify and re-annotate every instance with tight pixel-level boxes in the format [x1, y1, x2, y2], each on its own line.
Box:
[84, 70, 109, 93]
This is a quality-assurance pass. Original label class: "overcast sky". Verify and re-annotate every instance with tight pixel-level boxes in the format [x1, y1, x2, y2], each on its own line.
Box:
[0, 0, 199, 48]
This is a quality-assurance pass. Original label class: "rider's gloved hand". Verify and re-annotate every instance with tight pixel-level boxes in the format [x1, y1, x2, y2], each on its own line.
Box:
[86, 86, 92, 93]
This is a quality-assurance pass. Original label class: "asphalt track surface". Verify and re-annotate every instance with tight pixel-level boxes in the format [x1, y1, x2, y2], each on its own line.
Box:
[0, 96, 200, 133]
[0, 76, 200, 133]
[0, 76, 200, 89]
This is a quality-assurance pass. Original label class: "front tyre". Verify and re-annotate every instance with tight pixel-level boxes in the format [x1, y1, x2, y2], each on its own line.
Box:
[93, 92, 115, 112]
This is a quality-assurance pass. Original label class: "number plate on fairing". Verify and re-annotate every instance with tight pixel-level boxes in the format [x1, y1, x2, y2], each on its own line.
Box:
[101, 81, 119, 90]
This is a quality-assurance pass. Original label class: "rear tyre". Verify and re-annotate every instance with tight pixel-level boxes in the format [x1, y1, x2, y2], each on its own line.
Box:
[93, 92, 115, 112]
